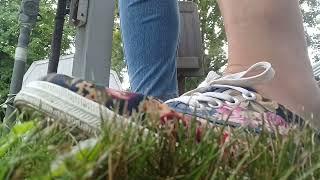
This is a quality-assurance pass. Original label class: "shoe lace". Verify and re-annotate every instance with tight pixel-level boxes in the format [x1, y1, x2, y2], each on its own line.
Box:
[166, 62, 275, 111]
[166, 85, 256, 110]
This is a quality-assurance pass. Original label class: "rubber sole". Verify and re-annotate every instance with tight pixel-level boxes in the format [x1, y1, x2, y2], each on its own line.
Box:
[14, 81, 125, 134]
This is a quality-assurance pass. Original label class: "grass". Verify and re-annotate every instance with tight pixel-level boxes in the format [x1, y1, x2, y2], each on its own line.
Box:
[1, 109, 320, 179]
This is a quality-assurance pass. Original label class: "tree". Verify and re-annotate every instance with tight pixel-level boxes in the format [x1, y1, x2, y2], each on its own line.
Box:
[111, 4, 125, 82]
[0, 0, 74, 63]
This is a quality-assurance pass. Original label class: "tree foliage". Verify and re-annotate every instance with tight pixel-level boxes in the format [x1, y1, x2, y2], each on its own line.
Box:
[0, 0, 74, 62]
[300, 0, 320, 62]
[111, 5, 125, 82]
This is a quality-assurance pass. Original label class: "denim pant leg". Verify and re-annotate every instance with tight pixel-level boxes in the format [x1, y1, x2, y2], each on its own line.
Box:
[119, 0, 179, 101]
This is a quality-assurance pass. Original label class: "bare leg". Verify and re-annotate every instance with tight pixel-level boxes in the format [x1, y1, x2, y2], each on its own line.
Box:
[218, 0, 320, 123]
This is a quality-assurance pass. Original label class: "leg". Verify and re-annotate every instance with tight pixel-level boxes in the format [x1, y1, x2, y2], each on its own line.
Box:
[218, 0, 320, 122]
[119, 0, 179, 101]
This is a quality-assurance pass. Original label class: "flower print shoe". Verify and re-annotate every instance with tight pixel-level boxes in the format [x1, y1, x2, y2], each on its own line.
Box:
[14, 74, 148, 134]
[165, 62, 304, 135]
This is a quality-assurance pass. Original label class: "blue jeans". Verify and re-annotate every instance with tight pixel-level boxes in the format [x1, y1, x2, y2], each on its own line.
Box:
[119, 0, 179, 101]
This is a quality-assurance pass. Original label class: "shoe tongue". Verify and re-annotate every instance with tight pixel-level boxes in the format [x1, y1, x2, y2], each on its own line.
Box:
[183, 62, 275, 96]
[197, 71, 221, 88]
[199, 61, 275, 88]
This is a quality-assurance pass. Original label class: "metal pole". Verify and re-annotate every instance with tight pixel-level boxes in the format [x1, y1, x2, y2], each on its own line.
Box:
[4, 0, 40, 129]
[72, 0, 115, 87]
[47, 0, 67, 73]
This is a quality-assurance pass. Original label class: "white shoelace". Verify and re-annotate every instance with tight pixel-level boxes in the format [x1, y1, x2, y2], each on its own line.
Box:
[165, 62, 275, 111]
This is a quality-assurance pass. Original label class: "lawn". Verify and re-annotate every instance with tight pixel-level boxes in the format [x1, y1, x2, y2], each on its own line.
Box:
[1, 109, 320, 179]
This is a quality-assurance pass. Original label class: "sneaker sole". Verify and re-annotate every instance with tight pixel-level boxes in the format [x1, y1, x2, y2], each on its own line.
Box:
[14, 81, 124, 134]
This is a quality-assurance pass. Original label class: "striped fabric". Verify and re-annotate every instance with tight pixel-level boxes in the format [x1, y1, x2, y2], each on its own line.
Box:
[313, 61, 320, 78]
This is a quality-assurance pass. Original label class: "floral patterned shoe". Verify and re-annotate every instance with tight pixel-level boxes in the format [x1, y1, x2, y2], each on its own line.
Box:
[14, 62, 303, 135]
[165, 62, 304, 135]
[14, 74, 148, 133]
